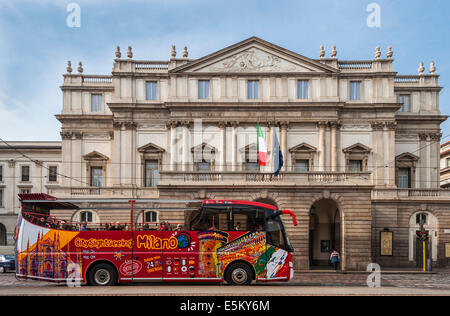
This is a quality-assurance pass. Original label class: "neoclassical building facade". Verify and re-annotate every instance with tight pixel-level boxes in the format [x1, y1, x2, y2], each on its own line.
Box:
[2, 37, 450, 270]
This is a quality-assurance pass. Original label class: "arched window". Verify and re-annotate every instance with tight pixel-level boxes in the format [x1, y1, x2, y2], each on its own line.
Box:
[416, 213, 428, 226]
[144, 211, 158, 223]
[72, 210, 99, 224]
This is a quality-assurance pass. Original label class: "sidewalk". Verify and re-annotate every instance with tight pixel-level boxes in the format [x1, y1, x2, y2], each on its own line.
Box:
[292, 270, 450, 289]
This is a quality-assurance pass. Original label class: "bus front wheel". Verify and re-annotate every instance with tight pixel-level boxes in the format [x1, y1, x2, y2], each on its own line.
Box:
[87, 263, 118, 286]
[225, 262, 253, 285]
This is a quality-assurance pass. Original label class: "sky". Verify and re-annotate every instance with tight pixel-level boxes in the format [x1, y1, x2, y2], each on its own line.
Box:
[0, 0, 449, 142]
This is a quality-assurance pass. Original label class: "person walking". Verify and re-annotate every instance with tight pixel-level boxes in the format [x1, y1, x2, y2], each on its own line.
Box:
[330, 249, 340, 271]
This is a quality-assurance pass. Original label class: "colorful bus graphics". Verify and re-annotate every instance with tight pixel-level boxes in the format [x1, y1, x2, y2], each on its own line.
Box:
[16, 195, 296, 285]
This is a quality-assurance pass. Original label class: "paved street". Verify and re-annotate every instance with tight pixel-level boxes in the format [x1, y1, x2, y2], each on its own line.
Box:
[1, 271, 450, 295]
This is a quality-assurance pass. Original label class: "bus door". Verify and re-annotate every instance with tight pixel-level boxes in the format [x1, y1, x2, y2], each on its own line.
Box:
[162, 207, 231, 281]
[228, 206, 268, 280]
[132, 230, 164, 281]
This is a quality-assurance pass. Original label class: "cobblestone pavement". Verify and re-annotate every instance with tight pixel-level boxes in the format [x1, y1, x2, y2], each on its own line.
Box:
[1, 271, 450, 294]
[293, 272, 450, 289]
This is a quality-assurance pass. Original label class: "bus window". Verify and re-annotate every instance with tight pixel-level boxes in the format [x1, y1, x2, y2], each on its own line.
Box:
[190, 206, 231, 231]
[265, 212, 289, 250]
[231, 206, 265, 231]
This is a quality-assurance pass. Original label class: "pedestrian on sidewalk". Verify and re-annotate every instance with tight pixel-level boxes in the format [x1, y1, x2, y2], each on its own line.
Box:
[330, 249, 340, 271]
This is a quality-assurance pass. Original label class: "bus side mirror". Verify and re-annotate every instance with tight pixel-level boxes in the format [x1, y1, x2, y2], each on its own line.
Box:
[281, 210, 297, 226]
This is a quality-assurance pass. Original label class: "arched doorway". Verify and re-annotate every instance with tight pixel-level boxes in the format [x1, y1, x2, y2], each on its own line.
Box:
[309, 199, 342, 270]
[409, 211, 438, 266]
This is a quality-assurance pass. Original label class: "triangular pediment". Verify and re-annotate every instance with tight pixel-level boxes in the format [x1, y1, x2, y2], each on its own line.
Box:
[289, 143, 317, 153]
[396, 152, 419, 161]
[239, 143, 258, 152]
[191, 142, 216, 153]
[171, 37, 338, 74]
[83, 151, 109, 160]
[137, 142, 165, 153]
[343, 143, 371, 153]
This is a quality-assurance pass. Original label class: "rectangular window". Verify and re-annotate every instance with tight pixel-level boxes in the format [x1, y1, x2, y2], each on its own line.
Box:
[447, 158, 450, 168]
[295, 159, 310, 172]
[145, 211, 158, 223]
[80, 211, 93, 223]
[349, 81, 361, 101]
[197, 161, 211, 172]
[0, 165, 2, 182]
[245, 162, 259, 181]
[399, 95, 410, 112]
[247, 80, 259, 99]
[297, 80, 309, 99]
[146, 81, 157, 100]
[0, 189, 3, 207]
[398, 167, 411, 188]
[21, 166, 30, 182]
[144, 160, 158, 188]
[91, 167, 103, 187]
[91, 94, 102, 112]
[348, 160, 363, 172]
[20, 189, 31, 194]
[48, 166, 58, 182]
[198, 80, 210, 99]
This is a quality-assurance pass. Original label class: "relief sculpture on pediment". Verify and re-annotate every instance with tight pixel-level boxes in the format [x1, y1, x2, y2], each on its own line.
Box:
[206, 48, 303, 72]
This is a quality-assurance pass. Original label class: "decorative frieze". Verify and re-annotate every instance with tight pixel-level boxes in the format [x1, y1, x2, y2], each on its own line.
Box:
[370, 121, 385, 131]
[384, 121, 397, 131]
[113, 121, 137, 130]
[60, 131, 73, 140]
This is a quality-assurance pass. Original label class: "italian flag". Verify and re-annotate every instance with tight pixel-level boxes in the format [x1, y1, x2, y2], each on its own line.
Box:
[257, 123, 267, 166]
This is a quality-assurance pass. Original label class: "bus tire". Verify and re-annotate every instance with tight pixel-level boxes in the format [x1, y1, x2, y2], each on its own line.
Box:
[225, 262, 253, 285]
[87, 263, 117, 286]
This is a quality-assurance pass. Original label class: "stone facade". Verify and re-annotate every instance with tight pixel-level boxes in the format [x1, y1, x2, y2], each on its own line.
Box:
[1, 37, 450, 270]
[441, 141, 450, 188]
[0, 141, 61, 245]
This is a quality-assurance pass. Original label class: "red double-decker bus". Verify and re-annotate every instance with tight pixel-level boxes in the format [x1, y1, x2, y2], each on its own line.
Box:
[15, 194, 297, 286]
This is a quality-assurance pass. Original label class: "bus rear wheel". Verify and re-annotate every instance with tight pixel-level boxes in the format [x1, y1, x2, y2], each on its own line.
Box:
[87, 263, 117, 286]
[225, 262, 253, 285]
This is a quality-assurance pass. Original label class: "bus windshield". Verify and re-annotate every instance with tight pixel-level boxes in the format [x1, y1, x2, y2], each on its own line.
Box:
[265, 211, 293, 252]
[189, 204, 293, 251]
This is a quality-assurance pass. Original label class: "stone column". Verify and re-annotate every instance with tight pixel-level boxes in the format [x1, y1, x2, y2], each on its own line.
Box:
[120, 121, 137, 187]
[72, 132, 83, 186]
[231, 122, 238, 171]
[430, 133, 442, 188]
[370, 121, 385, 186]
[425, 133, 431, 189]
[418, 133, 428, 189]
[385, 121, 397, 187]
[218, 121, 227, 171]
[280, 122, 289, 171]
[112, 122, 122, 186]
[317, 121, 327, 172]
[167, 121, 178, 172]
[330, 121, 340, 172]
[60, 131, 73, 187]
[7, 160, 15, 215]
[181, 121, 190, 172]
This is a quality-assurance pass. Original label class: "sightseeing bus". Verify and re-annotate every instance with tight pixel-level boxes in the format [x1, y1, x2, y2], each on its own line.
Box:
[14, 193, 297, 286]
